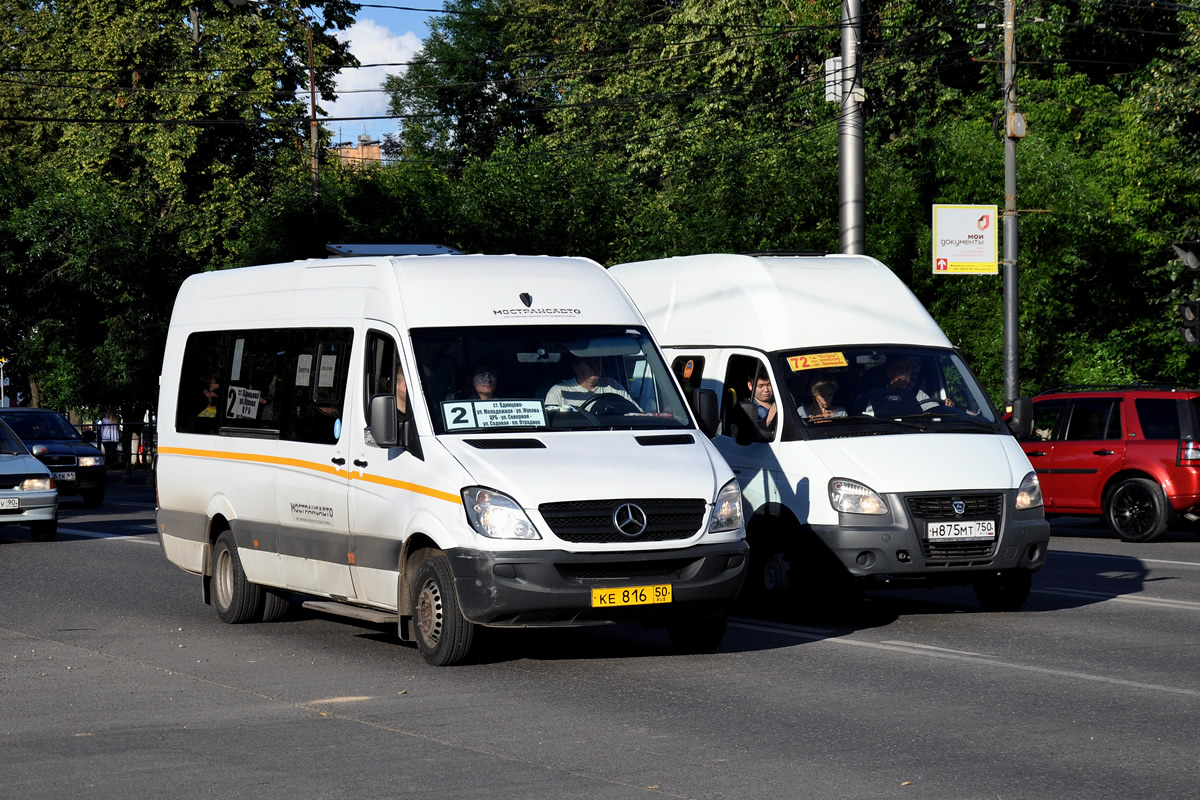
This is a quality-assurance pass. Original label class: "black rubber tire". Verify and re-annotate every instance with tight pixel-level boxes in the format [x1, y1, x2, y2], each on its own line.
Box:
[260, 589, 292, 622]
[973, 569, 1033, 612]
[81, 487, 105, 507]
[740, 532, 794, 610]
[29, 519, 57, 542]
[1104, 477, 1170, 543]
[410, 550, 475, 666]
[667, 614, 728, 654]
[211, 530, 263, 624]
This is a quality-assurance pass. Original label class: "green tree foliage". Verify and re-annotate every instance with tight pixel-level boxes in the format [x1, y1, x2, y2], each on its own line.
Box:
[4, 0, 1200, 415]
[0, 0, 359, 413]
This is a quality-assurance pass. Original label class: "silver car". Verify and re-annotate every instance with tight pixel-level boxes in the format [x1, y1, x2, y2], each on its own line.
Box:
[0, 418, 58, 541]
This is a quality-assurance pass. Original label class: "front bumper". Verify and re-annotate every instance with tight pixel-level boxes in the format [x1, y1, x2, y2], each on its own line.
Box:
[447, 540, 748, 626]
[813, 489, 1050, 581]
[0, 491, 58, 526]
[45, 465, 105, 496]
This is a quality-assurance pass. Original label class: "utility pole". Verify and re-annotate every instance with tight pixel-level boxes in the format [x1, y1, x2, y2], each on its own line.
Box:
[839, 0, 865, 255]
[1001, 0, 1024, 406]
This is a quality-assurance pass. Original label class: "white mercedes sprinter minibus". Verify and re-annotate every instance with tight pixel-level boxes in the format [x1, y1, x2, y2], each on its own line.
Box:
[610, 253, 1049, 612]
[155, 254, 746, 665]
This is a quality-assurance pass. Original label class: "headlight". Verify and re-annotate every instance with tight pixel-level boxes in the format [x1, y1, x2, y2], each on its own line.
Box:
[78, 455, 103, 467]
[708, 478, 744, 533]
[461, 487, 541, 540]
[21, 477, 53, 491]
[829, 478, 889, 515]
[1016, 471, 1043, 510]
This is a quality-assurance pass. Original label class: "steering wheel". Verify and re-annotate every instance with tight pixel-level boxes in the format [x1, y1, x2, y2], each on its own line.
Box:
[580, 393, 640, 416]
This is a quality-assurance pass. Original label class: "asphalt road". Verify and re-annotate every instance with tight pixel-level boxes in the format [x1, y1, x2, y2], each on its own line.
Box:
[2, 480, 1198, 799]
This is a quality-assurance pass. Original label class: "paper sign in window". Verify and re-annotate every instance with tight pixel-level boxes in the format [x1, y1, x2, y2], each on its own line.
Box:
[296, 354, 313, 387]
[788, 352, 848, 371]
[318, 355, 337, 388]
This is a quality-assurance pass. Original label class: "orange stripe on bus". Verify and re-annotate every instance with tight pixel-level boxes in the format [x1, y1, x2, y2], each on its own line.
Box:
[157, 446, 461, 504]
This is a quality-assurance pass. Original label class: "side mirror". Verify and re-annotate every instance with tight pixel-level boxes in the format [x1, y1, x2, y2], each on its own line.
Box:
[1008, 396, 1033, 439]
[368, 394, 398, 447]
[368, 393, 425, 460]
[691, 389, 719, 438]
[729, 400, 771, 446]
[31, 444, 48, 457]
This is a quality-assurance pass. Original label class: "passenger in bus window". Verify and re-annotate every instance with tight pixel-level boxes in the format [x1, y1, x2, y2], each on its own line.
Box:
[396, 363, 411, 426]
[461, 363, 498, 400]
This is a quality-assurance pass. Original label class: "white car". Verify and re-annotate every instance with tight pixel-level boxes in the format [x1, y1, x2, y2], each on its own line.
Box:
[0, 418, 58, 541]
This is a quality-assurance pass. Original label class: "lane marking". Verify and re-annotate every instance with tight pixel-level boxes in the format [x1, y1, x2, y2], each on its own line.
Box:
[1050, 550, 1200, 569]
[729, 618, 1200, 698]
[877, 641, 988, 657]
[1033, 587, 1200, 611]
[58, 527, 159, 544]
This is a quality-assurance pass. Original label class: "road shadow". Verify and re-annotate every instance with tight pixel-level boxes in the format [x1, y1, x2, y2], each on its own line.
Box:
[1048, 515, 1198, 544]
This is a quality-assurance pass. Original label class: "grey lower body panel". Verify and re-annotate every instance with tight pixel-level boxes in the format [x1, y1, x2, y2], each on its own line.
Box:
[446, 541, 748, 627]
[811, 516, 1050, 580]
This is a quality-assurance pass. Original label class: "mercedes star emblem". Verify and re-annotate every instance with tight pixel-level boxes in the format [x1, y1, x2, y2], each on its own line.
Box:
[612, 503, 648, 537]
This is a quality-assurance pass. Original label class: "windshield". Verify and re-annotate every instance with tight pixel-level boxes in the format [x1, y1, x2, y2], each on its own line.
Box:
[775, 346, 999, 434]
[411, 325, 693, 434]
[0, 420, 29, 454]
[0, 411, 82, 441]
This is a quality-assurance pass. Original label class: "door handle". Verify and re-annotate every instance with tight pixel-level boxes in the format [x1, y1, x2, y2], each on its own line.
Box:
[353, 459, 368, 468]
[1027, 451, 1046, 457]
[1093, 450, 1114, 456]
[331, 457, 346, 466]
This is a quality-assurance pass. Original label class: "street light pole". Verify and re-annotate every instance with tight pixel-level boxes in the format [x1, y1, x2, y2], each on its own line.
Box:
[232, 0, 319, 206]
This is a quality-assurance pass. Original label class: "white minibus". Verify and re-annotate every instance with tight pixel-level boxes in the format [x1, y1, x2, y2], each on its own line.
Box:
[155, 254, 747, 665]
[610, 252, 1049, 611]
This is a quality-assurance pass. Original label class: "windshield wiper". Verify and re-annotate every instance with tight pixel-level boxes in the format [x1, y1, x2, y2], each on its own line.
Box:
[836, 414, 928, 431]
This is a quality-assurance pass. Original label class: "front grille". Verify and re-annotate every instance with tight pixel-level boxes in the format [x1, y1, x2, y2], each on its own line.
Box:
[920, 540, 997, 560]
[557, 558, 697, 583]
[907, 493, 1003, 561]
[39, 454, 77, 467]
[539, 498, 706, 543]
[906, 494, 1003, 519]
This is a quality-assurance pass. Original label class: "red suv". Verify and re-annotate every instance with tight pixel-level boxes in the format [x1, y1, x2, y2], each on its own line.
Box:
[1016, 385, 1200, 542]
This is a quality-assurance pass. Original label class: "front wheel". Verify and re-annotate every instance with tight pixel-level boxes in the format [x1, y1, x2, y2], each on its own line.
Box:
[211, 530, 263, 624]
[410, 550, 475, 666]
[29, 519, 57, 542]
[973, 569, 1033, 612]
[1104, 477, 1170, 543]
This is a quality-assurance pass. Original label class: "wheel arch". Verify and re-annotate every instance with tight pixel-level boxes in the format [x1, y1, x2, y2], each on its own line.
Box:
[1101, 468, 1163, 505]
[201, 512, 232, 606]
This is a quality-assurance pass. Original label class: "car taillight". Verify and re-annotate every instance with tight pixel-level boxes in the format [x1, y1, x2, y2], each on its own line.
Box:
[1178, 440, 1200, 467]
